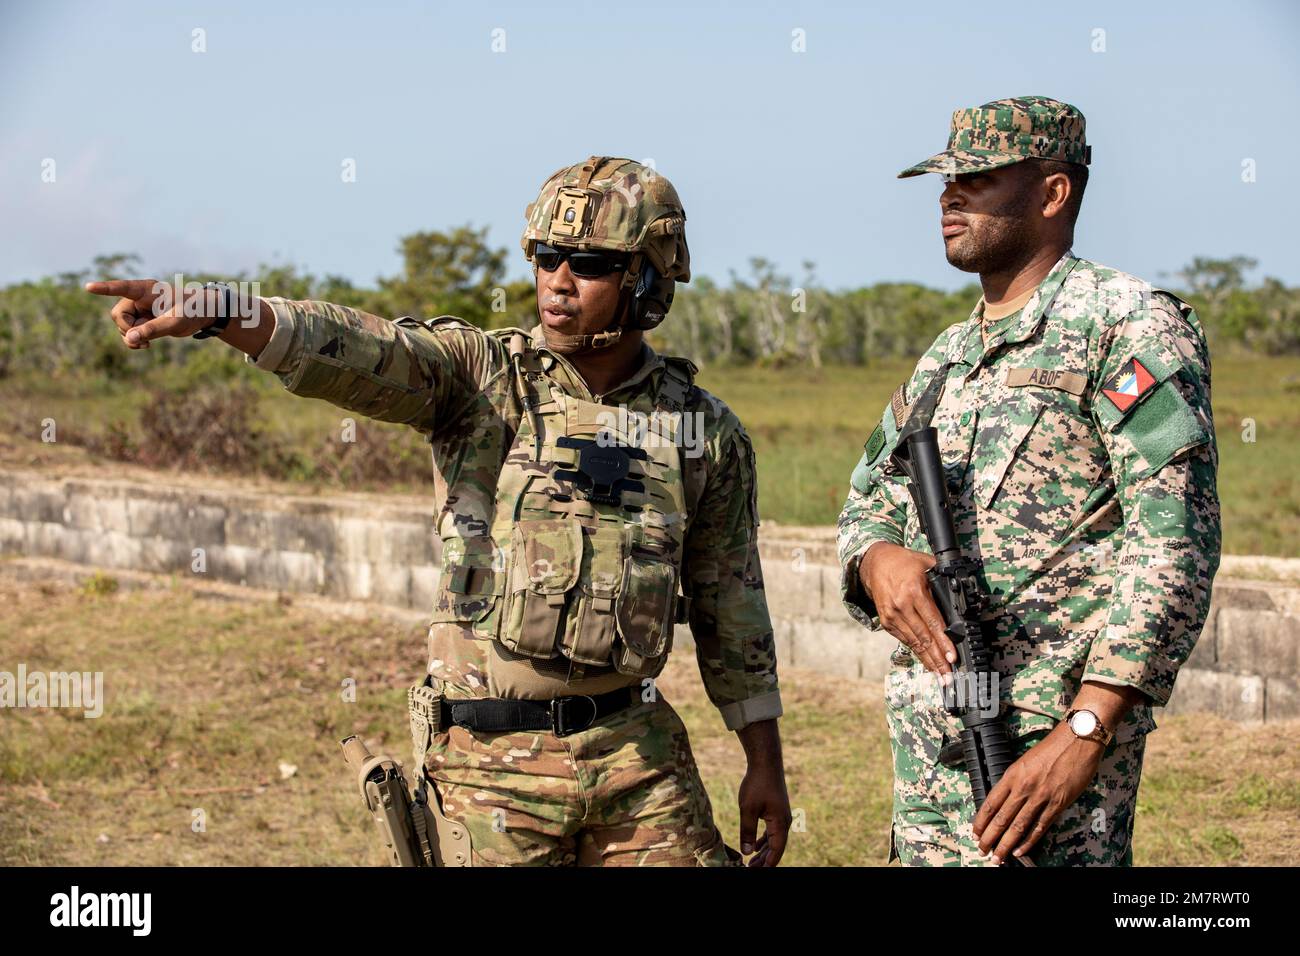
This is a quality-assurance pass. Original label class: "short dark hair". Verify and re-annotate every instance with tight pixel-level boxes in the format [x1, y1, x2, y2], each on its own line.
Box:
[1031, 158, 1089, 232]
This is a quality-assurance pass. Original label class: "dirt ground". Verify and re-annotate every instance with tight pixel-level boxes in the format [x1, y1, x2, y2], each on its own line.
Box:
[1, 568, 1296, 866]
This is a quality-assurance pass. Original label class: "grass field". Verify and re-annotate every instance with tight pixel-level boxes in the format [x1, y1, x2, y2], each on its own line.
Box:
[2, 571, 1296, 866]
[3, 353, 1296, 555]
[696, 354, 1300, 554]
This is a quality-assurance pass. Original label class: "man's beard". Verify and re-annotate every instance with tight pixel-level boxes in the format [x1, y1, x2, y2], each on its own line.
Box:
[944, 190, 1038, 274]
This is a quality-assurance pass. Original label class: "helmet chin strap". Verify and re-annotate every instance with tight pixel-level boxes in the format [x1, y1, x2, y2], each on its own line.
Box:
[544, 327, 623, 354]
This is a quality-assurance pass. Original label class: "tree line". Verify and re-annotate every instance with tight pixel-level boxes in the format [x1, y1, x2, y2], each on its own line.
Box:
[1, 230, 1294, 383]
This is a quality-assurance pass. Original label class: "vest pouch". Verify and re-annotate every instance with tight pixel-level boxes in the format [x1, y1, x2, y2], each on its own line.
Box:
[563, 523, 625, 665]
[431, 534, 501, 635]
[613, 550, 678, 676]
[502, 518, 582, 659]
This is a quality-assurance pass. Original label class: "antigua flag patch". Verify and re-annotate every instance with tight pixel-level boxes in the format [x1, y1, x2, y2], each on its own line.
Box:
[1101, 357, 1157, 414]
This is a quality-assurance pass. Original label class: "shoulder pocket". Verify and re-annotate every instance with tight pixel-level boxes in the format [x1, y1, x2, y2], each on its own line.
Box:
[1111, 379, 1208, 479]
[850, 424, 886, 494]
[850, 409, 897, 494]
[395, 314, 475, 333]
[289, 351, 420, 400]
[733, 428, 760, 527]
[1094, 349, 1210, 479]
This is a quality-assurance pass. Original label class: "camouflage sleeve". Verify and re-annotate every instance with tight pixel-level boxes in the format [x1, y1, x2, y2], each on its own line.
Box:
[1083, 295, 1221, 705]
[836, 328, 956, 628]
[836, 443, 911, 628]
[246, 297, 502, 437]
[682, 424, 782, 731]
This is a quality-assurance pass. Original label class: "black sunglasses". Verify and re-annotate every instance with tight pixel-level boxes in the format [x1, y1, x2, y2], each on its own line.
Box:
[534, 243, 629, 278]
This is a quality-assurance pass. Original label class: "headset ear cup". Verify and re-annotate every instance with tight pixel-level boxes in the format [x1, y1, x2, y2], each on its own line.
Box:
[631, 275, 675, 330]
[629, 263, 653, 329]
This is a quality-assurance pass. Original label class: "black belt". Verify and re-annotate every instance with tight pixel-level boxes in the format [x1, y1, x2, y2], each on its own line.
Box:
[442, 688, 637, 738]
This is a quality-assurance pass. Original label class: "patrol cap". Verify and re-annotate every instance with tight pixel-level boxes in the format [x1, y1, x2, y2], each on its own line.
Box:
[898, 96, 1090, 179]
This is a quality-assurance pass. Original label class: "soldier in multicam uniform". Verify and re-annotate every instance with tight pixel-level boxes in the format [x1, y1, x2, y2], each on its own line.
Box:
[89, 156, 791, 867]
[838, 98, 1221, 866]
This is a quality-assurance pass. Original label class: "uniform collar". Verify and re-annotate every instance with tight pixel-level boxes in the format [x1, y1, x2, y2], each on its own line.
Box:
[947, 249, 1080, 365]
[528, 323, 664, 402]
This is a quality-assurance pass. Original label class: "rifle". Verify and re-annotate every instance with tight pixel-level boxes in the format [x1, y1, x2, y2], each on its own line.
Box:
[891, 426, 1029, 867]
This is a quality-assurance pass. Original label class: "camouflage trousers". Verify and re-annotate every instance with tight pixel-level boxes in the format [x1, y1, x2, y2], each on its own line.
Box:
[421, 696, 741, 867]
[885, 662, 1147, 867]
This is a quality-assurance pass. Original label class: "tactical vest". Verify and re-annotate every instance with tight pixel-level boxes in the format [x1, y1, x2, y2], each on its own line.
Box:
[433, 331, 695, 679]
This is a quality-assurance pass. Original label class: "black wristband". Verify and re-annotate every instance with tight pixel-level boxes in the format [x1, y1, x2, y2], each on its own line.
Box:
[192, 282, 234, 339]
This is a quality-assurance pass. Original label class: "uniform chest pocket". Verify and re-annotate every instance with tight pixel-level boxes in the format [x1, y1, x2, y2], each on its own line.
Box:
[974, 392, 1106, 540]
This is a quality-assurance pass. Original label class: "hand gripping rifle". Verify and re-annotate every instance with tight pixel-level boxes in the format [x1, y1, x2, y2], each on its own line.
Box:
[891, 426, 1028, 867]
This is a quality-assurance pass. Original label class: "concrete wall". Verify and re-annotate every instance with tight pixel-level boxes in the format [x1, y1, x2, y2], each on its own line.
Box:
[3, 467, 1297, 721]
[0, 469, 442, 611]
[756, 527, 1300, 722]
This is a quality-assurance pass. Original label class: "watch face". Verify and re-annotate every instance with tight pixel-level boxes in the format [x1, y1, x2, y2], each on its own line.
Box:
[1071, 711, 1098, 736]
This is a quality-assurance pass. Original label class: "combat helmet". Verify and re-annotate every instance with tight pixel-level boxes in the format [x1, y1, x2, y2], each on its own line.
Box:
[522, 156, 690, 349]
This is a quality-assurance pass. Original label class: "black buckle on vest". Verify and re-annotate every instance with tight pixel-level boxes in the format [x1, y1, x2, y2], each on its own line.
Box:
[555, 436, 647, 506]
[551, 695, 598, 737]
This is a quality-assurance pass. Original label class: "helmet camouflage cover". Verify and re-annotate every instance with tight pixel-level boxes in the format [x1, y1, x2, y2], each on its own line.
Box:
[522, 156, 690, 284]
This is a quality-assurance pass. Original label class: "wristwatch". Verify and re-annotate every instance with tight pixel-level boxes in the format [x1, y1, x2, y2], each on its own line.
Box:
[1064, 708, 1113, 746]
[192, 281, 234, 339]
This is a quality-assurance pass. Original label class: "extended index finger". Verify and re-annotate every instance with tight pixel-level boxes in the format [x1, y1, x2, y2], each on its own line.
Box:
[84, 279, 159, 300]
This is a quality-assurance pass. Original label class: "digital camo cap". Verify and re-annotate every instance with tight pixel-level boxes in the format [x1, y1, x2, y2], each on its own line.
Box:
[898, 96, 1091, 179]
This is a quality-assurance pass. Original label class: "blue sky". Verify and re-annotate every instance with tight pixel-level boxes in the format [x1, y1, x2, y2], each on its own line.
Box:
[2, 0, 1297, 292]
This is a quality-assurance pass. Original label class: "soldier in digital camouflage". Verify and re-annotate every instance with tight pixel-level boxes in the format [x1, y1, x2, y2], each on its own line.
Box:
[838, 97, 1221, 866]
[89, 156, 791, 867]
